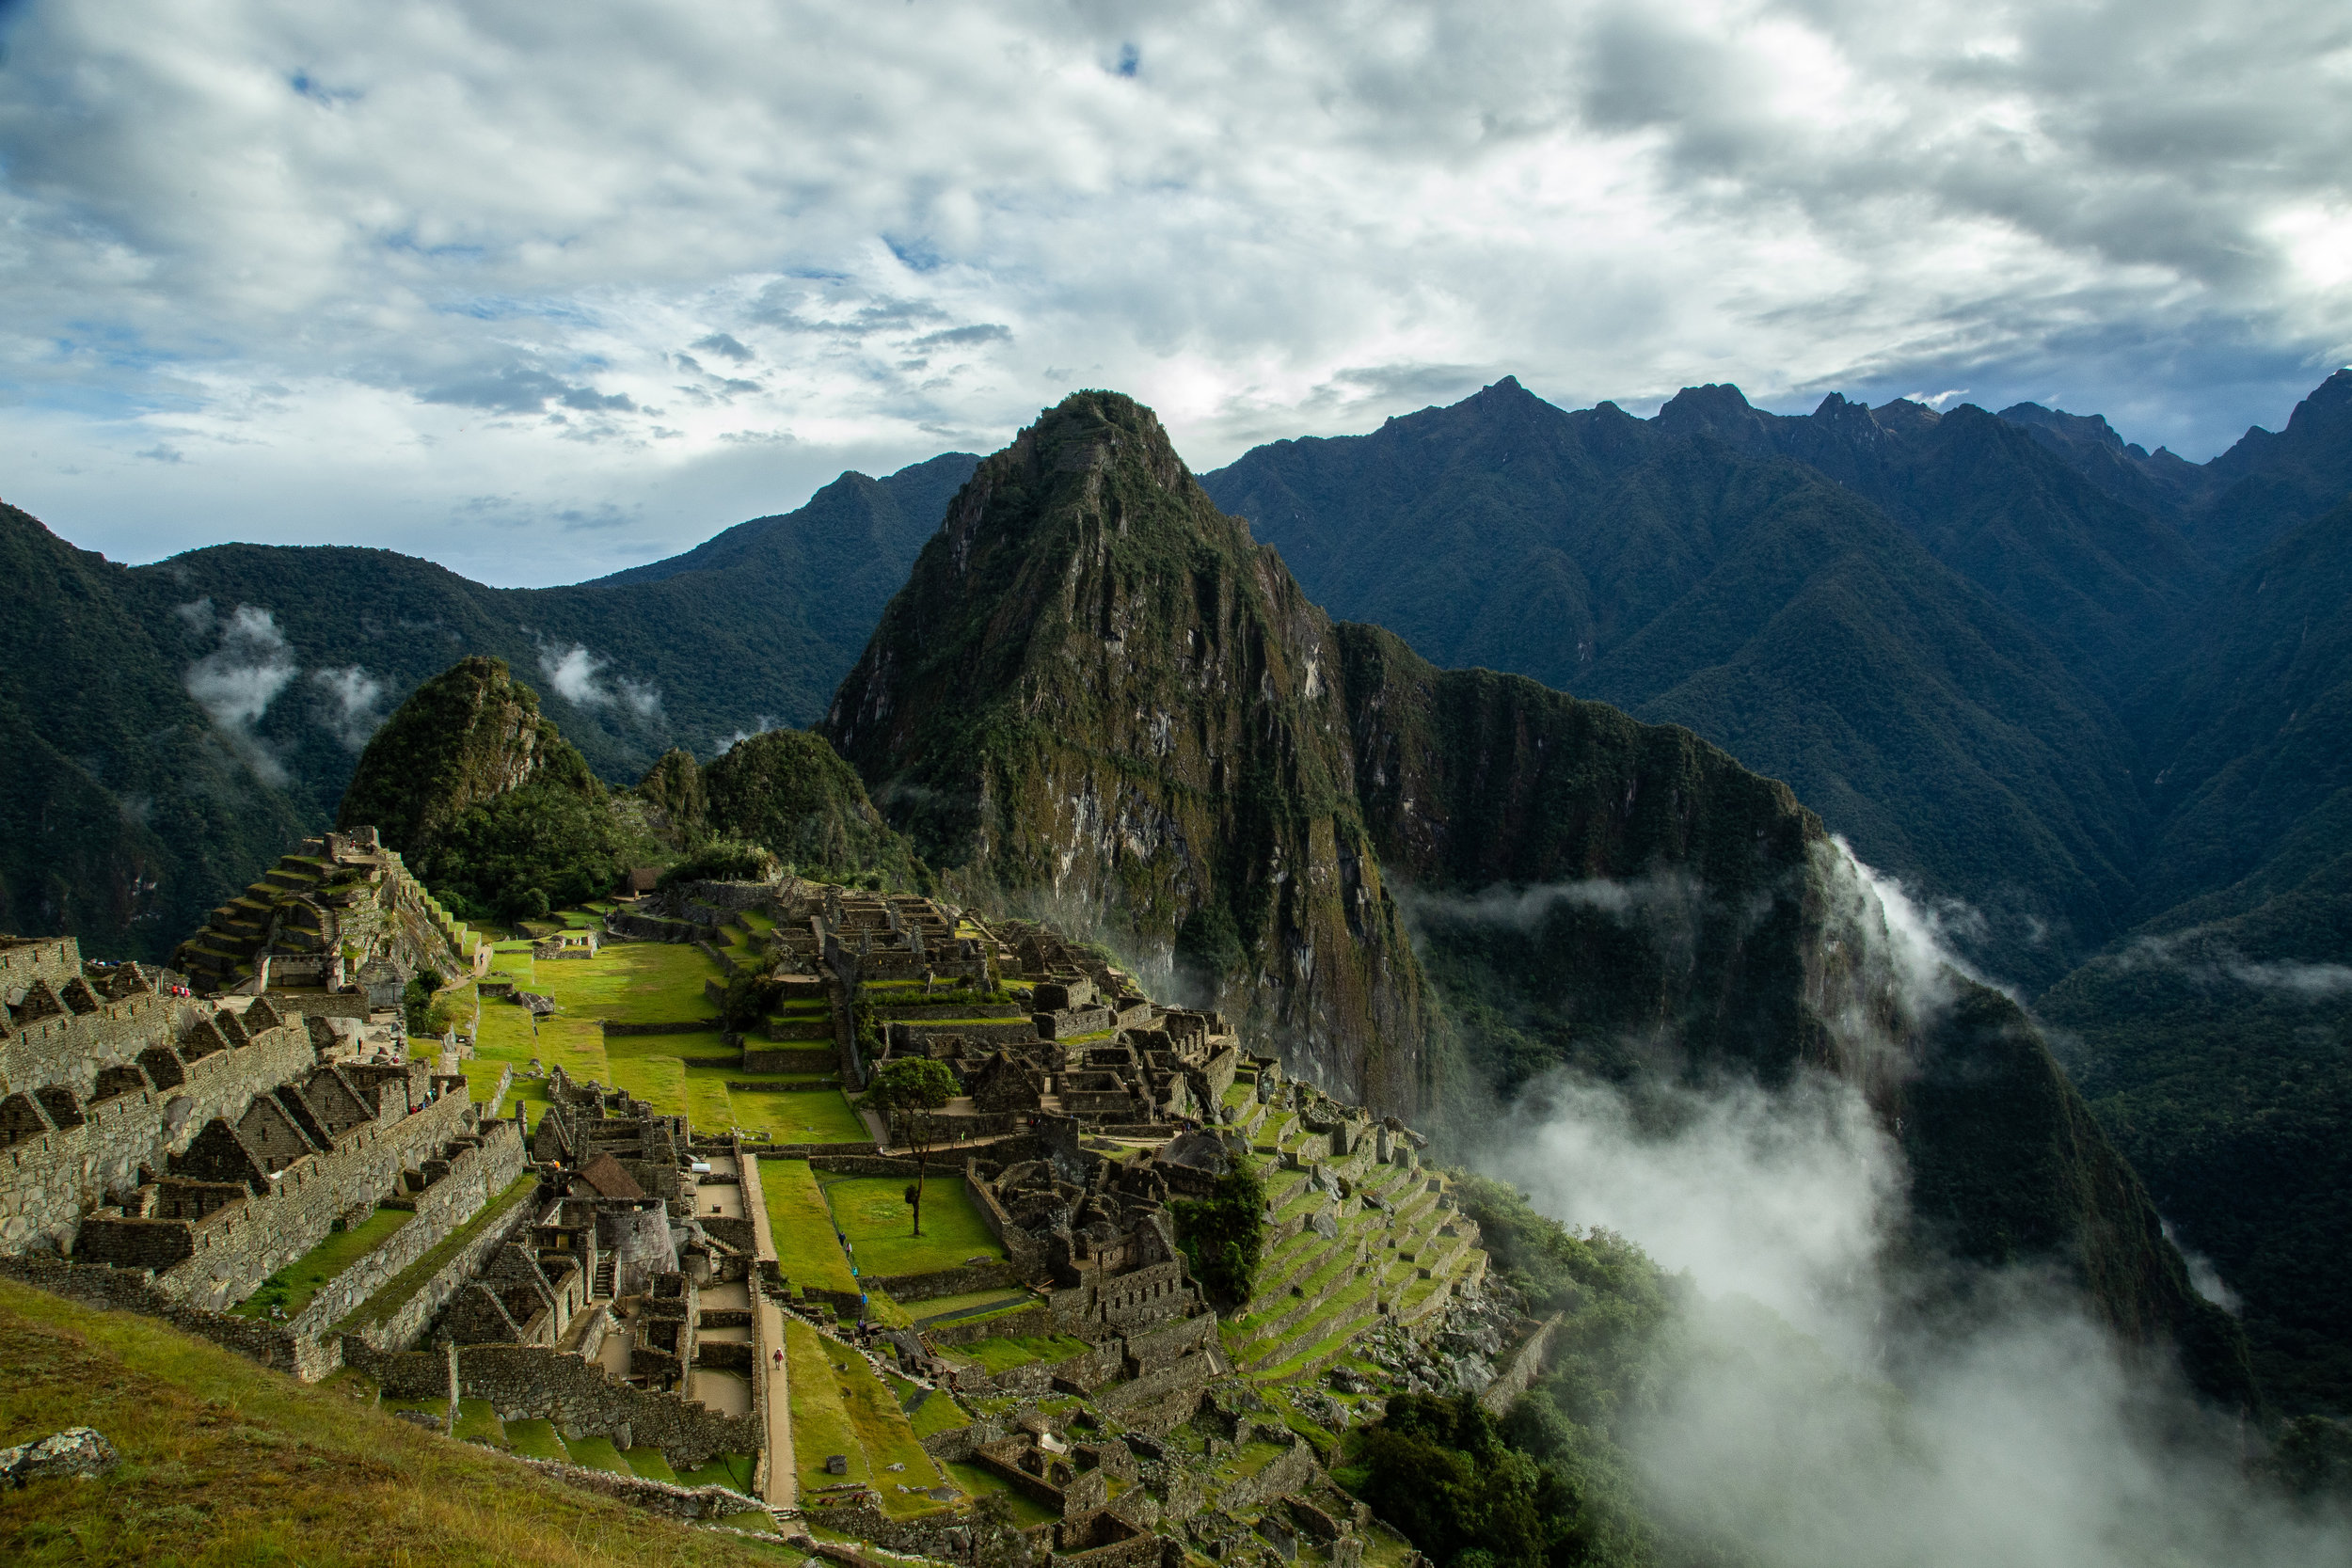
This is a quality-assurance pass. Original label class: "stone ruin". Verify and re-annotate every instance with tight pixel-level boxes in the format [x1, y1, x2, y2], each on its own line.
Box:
[0, 926, 523, 1332]
[170, 828, 485, 1008]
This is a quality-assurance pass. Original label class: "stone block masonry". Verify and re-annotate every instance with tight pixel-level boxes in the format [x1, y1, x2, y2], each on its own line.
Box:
[458, 1343, 762, 1471]
[80, 1088, 482, 1311]
[0, 1007, 318, 1255]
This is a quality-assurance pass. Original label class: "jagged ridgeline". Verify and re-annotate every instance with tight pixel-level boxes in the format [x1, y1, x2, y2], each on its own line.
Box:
[821, 390, 2254, 1407]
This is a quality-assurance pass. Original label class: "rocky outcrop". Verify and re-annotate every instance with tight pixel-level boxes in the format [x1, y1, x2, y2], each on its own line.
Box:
[823, 391, 1430, 1110]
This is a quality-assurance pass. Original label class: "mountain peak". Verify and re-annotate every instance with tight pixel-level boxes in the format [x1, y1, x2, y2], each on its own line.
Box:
[1652, 382, 1771, 447]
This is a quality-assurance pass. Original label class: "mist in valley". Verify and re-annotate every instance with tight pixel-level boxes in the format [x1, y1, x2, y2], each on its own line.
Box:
[1454, 846, 2349, 1567]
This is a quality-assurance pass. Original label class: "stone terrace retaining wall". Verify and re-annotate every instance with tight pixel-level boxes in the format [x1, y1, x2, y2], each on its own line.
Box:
[1478, 1312, 1564, 1415]
[0, 1254, 342, 1382]
[0, 1122, 531, 1385]
[137, 1090, 480, 1312]
[345, 1169, 547, 1354]
[287, 1123, 529, 1343]
[869, 1261, 1020, 1301]
[458, 1343, 762, 1470]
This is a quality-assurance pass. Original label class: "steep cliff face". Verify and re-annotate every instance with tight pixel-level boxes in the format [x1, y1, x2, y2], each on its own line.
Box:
[1336, 622, 1838, 1095]
[822, 391, 1430, 1106]
[822, 391, 2254, 1407]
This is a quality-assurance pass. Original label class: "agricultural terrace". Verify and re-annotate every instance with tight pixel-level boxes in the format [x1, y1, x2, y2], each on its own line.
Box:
[783, 1318, 948, 1519]
[434, 907, 871, 1143]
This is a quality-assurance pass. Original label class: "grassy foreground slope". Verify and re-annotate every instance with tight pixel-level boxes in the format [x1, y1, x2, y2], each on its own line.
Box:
[0, 1279, 787, 1567]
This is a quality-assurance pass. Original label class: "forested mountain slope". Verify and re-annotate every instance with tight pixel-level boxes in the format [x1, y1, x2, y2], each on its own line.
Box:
[820, 389, 2250, 1406]
[0, 454, 973, 961]
[1200, 378, 2155, 987]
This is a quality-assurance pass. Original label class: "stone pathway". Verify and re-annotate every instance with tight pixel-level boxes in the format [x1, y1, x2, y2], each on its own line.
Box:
[757, 1296, 795, 1508]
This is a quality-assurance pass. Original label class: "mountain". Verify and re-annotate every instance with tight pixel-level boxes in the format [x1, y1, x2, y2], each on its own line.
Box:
[821, 389, 2250, 1405]
[138, 450, 979, 789]
[0, 500, 313, 958]
[2041, 492, 2352, 1409]
[820, 390, 1438, 1107]
[672, 729, 919, 886]
[338, 656, 647, 921]
[2005, 369, 2352, 567]
[1200, 378, 2156, 988]
[0, 454, 974, 962]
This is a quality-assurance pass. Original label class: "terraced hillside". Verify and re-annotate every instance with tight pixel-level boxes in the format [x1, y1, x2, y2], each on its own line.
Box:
[1220, 1067, 1488, 1387]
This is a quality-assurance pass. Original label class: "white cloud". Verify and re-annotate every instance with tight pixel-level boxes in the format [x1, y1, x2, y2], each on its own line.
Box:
[1470, 845, 2341, 1566]
[2111, 931, 2352, 998]
[1, 1, 2348, 584]
[310, 664, 386, 751]
[182, 601, 297, 783]
[535, 640, 660, 718]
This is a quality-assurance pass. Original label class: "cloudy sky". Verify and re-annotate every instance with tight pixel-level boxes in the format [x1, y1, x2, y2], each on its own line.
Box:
[2, 0, 2347, 585]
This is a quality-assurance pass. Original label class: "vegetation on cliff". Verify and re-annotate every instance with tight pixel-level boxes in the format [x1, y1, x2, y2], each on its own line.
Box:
[337, 657, 639, 922]
[698, 728, 917, 887]
[821, 389, 1431, 1108]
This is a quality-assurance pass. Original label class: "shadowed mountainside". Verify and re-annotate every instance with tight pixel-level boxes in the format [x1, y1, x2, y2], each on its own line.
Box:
[818, 388, 2251, 1407]
[0, 454, 973, 961]
[1201, 378, 2161, 989]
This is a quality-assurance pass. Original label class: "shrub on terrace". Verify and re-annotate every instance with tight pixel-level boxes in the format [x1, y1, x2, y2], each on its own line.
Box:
[1169, 1160, 1265, 1307]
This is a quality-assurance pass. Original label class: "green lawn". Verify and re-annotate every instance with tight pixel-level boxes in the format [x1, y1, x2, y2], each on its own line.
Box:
[231, 1207, 412, 1319]
[502, 1418, 567, 1461]
[760, 1160, 858, 1295]
[783, 1319, 941, 1517]
[524, 941, 723, 1025]
[785, 1318, 870, 1496]
[623, 1447, 679, 1482]
[564, 1434, 636, 1476]
[675, 1452, 759, 1494]
[732, 1088, 869, 1145]
[821, 1176, 1007, 1278]
[941, 1461, 1057, 1525]
[907, 1287, 1031, 1321]
[452, 1398, 502, 1444]
[952, 1334, 1091, 1374]
[910, 1390, 972, 1438]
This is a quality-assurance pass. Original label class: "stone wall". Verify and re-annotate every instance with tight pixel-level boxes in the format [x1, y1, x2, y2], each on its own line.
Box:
[0, 1255, 342, 1381]
[508, 1454, 763, 1522]
[927, 1304, 1054, 1348]
[1478, 1311, 1564, 1415]
[347, 1172, 550, 1354]
[457, 1343, 762, 1469]
[868, 1261, 1019, 1301]
[963, 1158, 1050, 1278]
[0, 988, 194, 1101]
[284, 1123, 531, 1343]
[742, 1046, 836, 1073]
[128, 1090, 481, 1311]
[1, 1015, 319, 1254]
